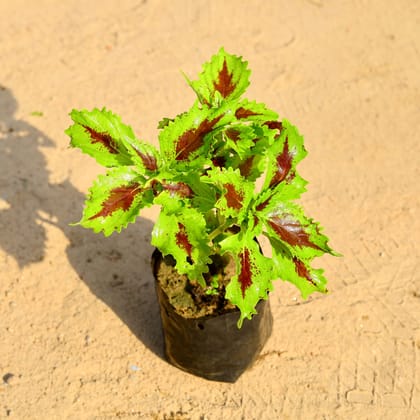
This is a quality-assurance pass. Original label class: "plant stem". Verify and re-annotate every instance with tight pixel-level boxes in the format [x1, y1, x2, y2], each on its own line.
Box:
[208, 218, 234, 242]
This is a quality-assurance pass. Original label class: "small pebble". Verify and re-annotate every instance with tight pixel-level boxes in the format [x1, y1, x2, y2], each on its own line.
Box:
[2, 373, 15, 385]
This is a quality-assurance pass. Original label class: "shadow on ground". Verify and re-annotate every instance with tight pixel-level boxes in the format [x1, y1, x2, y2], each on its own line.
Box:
[0, 85, 164, 357]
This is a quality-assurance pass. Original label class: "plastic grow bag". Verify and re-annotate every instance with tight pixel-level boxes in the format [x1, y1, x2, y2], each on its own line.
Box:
[152, 249, 273, 382]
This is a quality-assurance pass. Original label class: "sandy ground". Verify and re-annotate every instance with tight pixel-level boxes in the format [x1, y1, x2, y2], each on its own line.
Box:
[1, 0, 419, 418]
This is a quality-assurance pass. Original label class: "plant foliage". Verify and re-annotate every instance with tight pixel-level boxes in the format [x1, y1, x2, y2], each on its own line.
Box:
[66, 48, 338, 327]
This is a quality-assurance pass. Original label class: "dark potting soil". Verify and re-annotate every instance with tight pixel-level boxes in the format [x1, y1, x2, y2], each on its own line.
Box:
[155, 253, 238, 318]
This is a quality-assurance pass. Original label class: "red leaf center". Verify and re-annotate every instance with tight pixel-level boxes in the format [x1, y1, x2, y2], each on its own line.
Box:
[293, 257, 317, 286]
[83, 126, 118, 154]
[176, 223, 193, 257]
[89, 184, 140, 220]
[224, 183, 244, 209]
[238, 249, 253, 297]
[238, 156, 254, 178]
[162, 182, 193, 198]
[213, 59, 236, 98]
[268, 215, 323, 250]
[269, 138, 293, 188]
[175, 115, 223, 161]
[136, 151, 157, 171]
[235, 107, 261, 119]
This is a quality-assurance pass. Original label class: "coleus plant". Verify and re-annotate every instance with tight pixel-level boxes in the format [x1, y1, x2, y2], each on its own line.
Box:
[65, 48, 338, 327]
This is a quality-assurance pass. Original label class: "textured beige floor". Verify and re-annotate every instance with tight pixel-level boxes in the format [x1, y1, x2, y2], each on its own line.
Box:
[1, 1, 419, 418]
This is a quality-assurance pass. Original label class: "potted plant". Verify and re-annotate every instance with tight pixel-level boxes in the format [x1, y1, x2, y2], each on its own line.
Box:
[65, 48, 338, 382]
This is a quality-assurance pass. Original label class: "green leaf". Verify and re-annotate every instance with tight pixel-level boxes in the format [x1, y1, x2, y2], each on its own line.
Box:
[205, 167, 254, 223]
[157, 117, 174, 129]
[225, 154, 260, 182]
[254, 175, 307, 215]
[269, 238, 328, 298]
[66, 108, 137, 167]
[187, 173, 218, 213]
[151, 207, 212, 285]
[222, 125, 258, 159]
[190, 47, 251, 106]
[77, 166, 153, 236]
[220, 230, 273, 327]
[153, 190, 185, 214]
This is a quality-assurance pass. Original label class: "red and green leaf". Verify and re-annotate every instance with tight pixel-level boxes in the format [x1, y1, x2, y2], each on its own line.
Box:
[234, 99, 278, 123]
[161, 181, 193, 198]
[77, 167, 153, 236]
[258, 201, 335, 259]
[268, 215, 323, 251]
[159, 104, 228, 163]
[122, 140, 159, 172]
[190, 48, 251, 105]
[66, 108, 160, 173]
[66, 108, 137, 167]
[269, 238, 328, 298]
[254, 172, 308, 214]
[175, 115, 223, 161]
[205, 168, 254, 222]
[151, 208, 212, 285]
[222, 123, 274, 181]
[223, 142, 267, 182]
[220, 231, 273, 327]
[262, 119, 308, 192]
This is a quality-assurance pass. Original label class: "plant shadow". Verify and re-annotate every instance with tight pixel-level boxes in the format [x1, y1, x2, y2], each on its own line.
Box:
[0, 85, 164, 358]
[66, 220, 164, 357]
